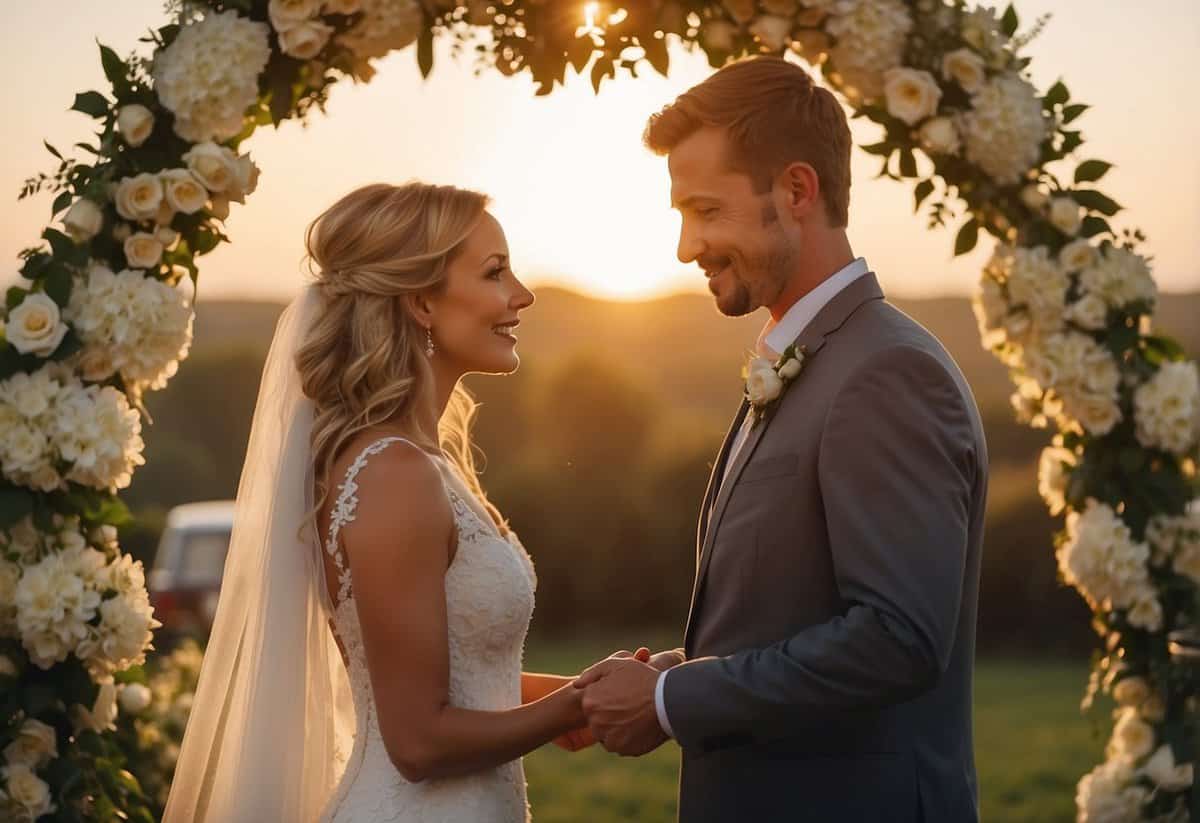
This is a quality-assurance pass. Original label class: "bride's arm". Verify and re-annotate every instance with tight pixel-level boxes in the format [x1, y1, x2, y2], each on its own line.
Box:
[344, 446, 584, 783]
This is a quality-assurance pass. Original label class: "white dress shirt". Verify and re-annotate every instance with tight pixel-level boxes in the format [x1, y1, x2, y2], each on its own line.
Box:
[653, 257, 871, 739]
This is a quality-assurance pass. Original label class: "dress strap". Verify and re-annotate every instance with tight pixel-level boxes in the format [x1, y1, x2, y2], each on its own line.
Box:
[325, 436, 420, 607]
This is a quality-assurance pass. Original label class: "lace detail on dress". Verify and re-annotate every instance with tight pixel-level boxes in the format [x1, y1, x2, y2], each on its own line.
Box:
[326, 436, 409, 607]
[318, 438, 535, 823]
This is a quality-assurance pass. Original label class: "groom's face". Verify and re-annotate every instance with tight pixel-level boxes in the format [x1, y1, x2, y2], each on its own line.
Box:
[667, 126, 795, 317]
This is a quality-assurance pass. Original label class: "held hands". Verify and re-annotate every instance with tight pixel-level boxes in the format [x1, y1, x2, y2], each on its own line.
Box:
[552, 647, 651, 752]
[572, 647, 683, 757]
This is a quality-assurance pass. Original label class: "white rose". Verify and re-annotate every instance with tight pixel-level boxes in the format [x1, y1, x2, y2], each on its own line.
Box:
[883, 67, 942, 126]
[228, 154, 261, 204]
[746, 357, 784, 406]
[1036, 445, 1074, 515]
[269, 0, 322, 31]
[6, 293, 68, 357]
[918, 116, 960, 155]
[210, 195, 231, 221]
[941, 48, 986, 94]
[116, 104, 155, 147]
[1059, 239, 1096, 271]
[160, 169, 208, 214]
[118, 682, 153, 715]
[1049, 197, 1082, 236]
[182, 142, 239, 193]
[156, 226, 180, 248]
[749, 15, 792, 51]
[1065, 294, 1108, 331]
[1, 763, 54, 819]
[1112, 676, 1150, 707]
[1020, 184, 1048, 211]
[62, 199, 104, 242]
[114, 173, 164, 222]
[778, 354, 804, 380]
[3, 719, 57, 768]
[323, 0, 361, 12]
[702, 20, 737, 52]
[1143, 744, 1194, 791]
[124, 233, 164, 269]
[1109, 707, 1155, 761]
[279, 19, 334, 59]
[73, 679, 119, 733]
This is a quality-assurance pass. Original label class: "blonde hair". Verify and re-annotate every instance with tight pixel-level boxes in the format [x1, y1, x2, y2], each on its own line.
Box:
[297, 182, 505, 538]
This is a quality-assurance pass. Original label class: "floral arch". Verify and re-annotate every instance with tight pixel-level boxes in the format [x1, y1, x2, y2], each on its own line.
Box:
[1, 1, 1197, 820]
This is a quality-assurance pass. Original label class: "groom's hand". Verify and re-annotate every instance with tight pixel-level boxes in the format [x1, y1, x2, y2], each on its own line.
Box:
[574, 657, 667, 757]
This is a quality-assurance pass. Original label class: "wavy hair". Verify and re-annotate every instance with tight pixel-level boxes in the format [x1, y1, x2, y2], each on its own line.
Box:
[297, 182, 504, 539]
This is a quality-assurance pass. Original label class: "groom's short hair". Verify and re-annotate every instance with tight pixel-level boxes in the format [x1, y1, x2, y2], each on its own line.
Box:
[643, 56, 851, 228]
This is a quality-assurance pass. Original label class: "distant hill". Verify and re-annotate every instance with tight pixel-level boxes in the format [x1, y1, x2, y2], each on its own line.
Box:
[192, 287, 1200, 425]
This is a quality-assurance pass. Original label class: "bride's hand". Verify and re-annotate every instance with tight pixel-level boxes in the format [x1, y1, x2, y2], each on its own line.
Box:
[552, 648, 650, 753]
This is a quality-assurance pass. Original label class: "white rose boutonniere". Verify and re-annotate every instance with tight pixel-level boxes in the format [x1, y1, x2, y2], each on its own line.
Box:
[744, 343, 808, 427]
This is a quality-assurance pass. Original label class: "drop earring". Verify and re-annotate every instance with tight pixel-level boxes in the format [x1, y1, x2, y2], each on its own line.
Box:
[425, 327, 435, 358]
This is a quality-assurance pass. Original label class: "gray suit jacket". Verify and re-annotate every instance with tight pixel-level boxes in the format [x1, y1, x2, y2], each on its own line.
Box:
[665, 273, 987, 823]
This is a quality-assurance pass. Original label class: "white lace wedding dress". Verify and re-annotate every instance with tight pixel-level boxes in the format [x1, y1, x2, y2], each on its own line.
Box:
[318, 436, 537, 823]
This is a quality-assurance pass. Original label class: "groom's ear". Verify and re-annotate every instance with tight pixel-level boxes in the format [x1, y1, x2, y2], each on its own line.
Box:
[778, 161, 821, 223]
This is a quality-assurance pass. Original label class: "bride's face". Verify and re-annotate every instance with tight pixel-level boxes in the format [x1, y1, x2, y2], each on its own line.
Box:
[426, 212, 535, 375]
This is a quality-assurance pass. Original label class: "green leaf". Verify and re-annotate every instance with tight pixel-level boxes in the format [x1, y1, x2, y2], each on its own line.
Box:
[51, 191, 73, 217]
[1072, 189, 1122, 216]
[1062, 103, 1089, 124]
[1060, 130, 1084, 154]
[1074, 160, 1114, 184]
[43, 227, 75, 259]
[1001, 4, 1019, 37]
[43, 140, 63, 160]
[0, 485, 34, 529]
[71, 90, 111, 119]
[591, 55, 614, 94]
[1044, 80, 1069, 109]
[98, 43, 131, 98]
[417, 26, 434, 78]
[913, 179, 935, 213]
[642, 35, 669, 77]
[6, 287, 26, 310]
[44, 264, 73, 307]
[898, 148, 917, 179]
[954, 218, 980, 256]
[1080, 215, 1112, 238]
[860, 141, 892, 157]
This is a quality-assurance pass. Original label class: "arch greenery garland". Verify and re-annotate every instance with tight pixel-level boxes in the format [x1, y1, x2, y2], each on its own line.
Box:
[1, 0, 1197, 819]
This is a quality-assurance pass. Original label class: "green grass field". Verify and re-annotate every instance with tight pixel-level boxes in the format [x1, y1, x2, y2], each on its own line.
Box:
[523, 636, 1107, 823]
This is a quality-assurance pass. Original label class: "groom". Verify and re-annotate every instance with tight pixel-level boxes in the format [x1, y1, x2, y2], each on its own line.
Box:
[575, 57, 987, 822]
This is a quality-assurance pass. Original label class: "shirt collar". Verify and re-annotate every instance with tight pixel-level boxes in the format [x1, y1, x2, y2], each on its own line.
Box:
[757, 258, 871, 358]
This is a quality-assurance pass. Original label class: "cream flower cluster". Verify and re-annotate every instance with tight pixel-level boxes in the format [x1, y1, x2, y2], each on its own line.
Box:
[1133, 361, 1200, 455]
[152, 10, 271, 142]
[1058, 500, 1161, 631]
[0, 363, 146, 493]
[0, 761, 56, 821]
[339, 0, 422, 63]
[973, 244, 1067, 355]
[268, 0, 337, 60]
[64, 265, 194, 393]
[1079, 245, 1157, 311]
[1, 515, 159, 677]
[825, 0, 912, 104]
[960, 73, 1047, 186]
[1147, 508, 1200, 583]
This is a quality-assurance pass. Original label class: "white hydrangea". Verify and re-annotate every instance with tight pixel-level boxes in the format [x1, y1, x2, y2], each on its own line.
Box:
[961, 73, 1048, 186]
[339, 0, 423, 62]
[1058, 499, 1153, 616]
[1109, 706, 1156, 762]
[1134, 362, 1200, 455]
[1147, 509, 1200, 581]
[1079, 246, 1157, 309]
[1021, 332, 1122, 436]
[960, 7, 1011, 66]
[989, 244, 1067, 343]
[1077, 757, 1149, 822]
[152, 10, 271, 142]
[1, 763, 56, 820]
[78, 587, 160, 677]
[14, 549, 101, 669]
[50, 381, 146, 492]
[825, 0, 912, 103]
[1037, 445, 1076, 515]
[65, 265, 194, 393]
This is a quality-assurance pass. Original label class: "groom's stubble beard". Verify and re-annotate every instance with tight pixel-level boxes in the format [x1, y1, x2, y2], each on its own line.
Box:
[717, 218, 796, 318]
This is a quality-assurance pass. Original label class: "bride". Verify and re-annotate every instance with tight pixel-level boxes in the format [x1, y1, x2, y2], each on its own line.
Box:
[164, 182, 634, 821]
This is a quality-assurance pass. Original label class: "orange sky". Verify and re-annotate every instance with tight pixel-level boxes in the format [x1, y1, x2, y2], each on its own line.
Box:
[2, 1, 1197, 302]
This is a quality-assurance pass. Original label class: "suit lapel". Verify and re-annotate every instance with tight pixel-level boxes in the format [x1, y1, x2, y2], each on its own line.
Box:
[684, 273, 885, 649]
[697, 399, 750, 553]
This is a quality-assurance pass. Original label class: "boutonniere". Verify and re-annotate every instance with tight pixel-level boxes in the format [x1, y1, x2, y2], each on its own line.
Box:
[743, 343, 808, 428]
